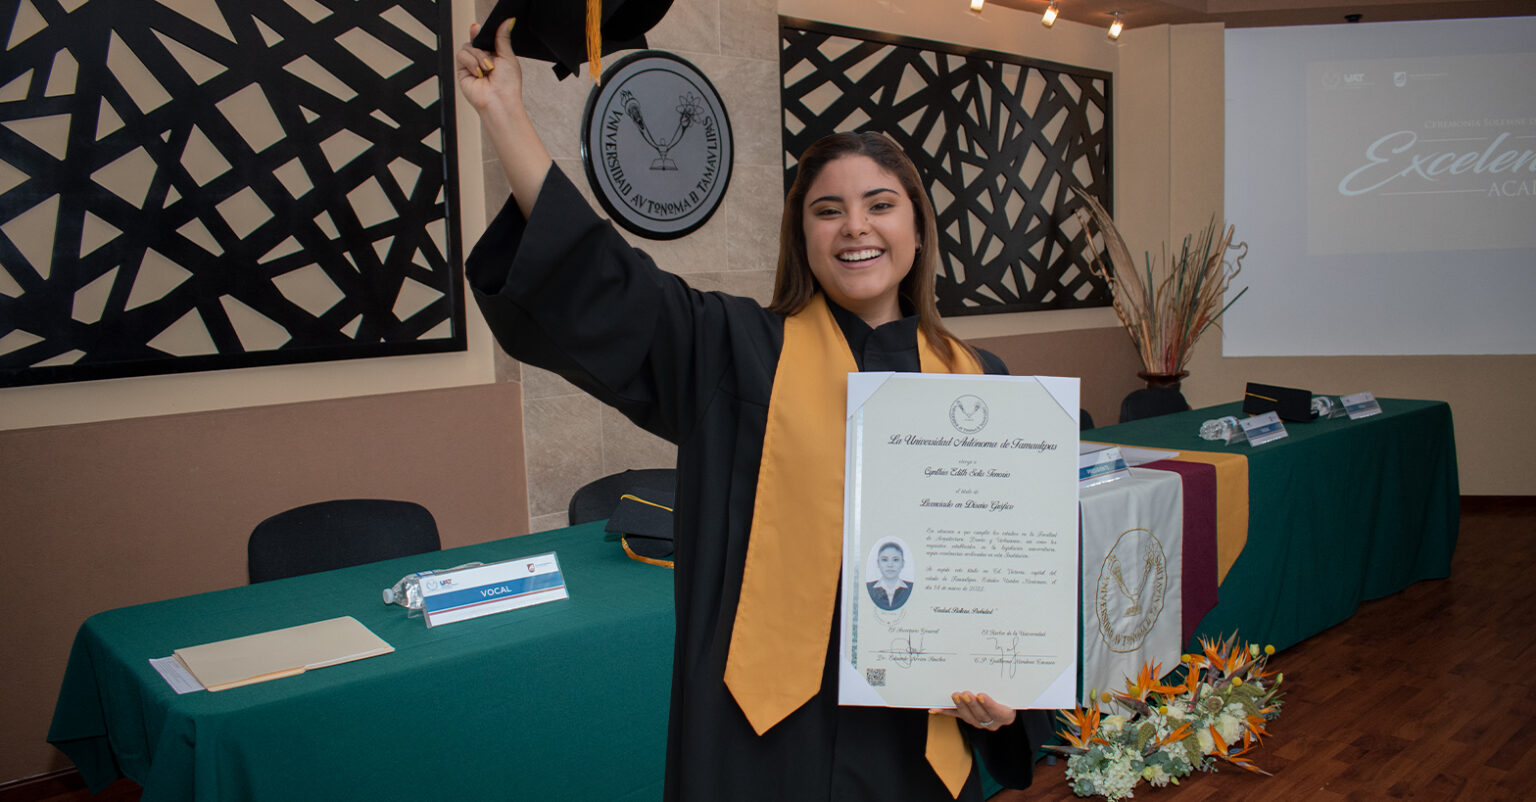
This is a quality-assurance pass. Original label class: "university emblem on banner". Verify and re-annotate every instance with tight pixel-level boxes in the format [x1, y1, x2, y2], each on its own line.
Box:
[581, 51, 734, 239]
[1095, 527, 1169, 653]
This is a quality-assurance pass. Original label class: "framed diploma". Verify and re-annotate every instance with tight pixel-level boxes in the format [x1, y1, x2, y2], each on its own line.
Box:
[839, 373, 1080, 710]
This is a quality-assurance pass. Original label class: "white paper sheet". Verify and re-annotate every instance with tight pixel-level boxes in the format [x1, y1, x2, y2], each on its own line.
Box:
[839, 373, 1080, 710]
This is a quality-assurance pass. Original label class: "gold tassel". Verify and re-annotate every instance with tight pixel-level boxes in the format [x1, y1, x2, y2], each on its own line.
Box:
[587, 0, 602, 84]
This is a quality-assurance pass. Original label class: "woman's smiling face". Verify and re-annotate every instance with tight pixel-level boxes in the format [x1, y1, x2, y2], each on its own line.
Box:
[878, 544, 904, 581]
[801, 154, 918, 327]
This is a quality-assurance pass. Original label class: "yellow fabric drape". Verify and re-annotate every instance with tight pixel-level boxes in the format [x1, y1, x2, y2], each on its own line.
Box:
[723, 293, 981, 797]
[1164, 449, 1249, 583]
[1087, 443, 1250, 584]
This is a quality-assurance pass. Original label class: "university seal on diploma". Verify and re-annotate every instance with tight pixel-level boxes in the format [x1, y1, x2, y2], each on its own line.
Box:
[839, 373, 1081, 711]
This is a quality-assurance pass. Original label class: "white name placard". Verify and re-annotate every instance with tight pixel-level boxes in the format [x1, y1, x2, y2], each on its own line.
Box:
[1079, 443, 1131, 488]
[420, 553, 568, 628]
[1239, 410, 1288, 446]
[1341, 391, 1383, 420]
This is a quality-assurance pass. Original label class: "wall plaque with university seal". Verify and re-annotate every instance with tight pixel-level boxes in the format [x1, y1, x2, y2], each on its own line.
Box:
[581, 51, 733, 240]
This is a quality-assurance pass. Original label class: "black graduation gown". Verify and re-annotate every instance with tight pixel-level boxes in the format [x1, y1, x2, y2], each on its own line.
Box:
[466, 166, 1034, 801]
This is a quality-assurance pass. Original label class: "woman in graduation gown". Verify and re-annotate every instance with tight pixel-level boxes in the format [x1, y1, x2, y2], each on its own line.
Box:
[457, 21, 1037, 801]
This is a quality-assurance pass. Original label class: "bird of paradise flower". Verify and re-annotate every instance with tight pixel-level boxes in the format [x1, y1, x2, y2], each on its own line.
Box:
[1047, 631, 1287, 799]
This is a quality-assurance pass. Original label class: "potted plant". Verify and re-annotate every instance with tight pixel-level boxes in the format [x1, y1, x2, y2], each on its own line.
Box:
[1073, 191, 1248, 388]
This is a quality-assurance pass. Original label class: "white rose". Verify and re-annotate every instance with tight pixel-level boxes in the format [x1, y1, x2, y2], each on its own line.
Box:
[1216, 713, 1243, 744]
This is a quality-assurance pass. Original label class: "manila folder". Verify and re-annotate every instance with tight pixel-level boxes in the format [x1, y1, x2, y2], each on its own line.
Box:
[174, 616, 394, 692]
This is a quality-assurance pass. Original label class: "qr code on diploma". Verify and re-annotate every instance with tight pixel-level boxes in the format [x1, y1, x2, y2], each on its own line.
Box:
[865, 668, 886, 687]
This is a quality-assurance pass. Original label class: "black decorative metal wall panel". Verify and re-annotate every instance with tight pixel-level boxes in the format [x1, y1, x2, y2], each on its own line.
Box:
[781, 18, 1112, 316]
[0, 0, 464, 387]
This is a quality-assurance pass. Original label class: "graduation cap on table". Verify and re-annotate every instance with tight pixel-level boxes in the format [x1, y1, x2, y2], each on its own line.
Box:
[1242, 381, 1316, 422]
[607, 489, 676, 568]
[472, 0, 675, 82]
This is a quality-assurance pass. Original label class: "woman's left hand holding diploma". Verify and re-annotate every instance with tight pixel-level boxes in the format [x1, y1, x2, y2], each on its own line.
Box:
[932, 691, 1017, 732]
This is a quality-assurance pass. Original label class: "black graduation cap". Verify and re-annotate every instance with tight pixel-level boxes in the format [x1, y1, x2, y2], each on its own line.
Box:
[472, 0, 675, 80]
[1242, 382, 1316, 422]
[607, 489, 676, 567]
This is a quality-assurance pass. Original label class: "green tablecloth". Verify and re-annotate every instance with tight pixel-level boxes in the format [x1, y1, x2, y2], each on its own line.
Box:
[49, 399, 1457, 799]
[49, 522, 673, 802]
[1090, 398, 1460, 651]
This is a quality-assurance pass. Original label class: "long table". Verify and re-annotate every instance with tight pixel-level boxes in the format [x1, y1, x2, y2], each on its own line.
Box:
[51, 511, 1173, 802]
[49, 523, 674, 801]
[1090, 397, 1460, 651]
[51, 399, 1458, 800]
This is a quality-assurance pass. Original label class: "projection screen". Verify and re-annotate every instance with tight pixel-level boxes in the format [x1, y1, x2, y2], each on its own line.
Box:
[1223, 17, 1536, 356]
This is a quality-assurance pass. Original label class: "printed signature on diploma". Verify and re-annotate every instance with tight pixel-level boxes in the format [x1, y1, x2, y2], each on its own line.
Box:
[973, 633, 1055, 679]
[876, 632, 957, 668]
[981, 635, 1020, 679]
[883, 632, 926, 668]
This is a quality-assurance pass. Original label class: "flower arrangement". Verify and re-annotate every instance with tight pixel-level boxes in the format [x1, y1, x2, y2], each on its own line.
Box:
[1072, 191, 1249, 377]
[1048, 634, 1286, 800]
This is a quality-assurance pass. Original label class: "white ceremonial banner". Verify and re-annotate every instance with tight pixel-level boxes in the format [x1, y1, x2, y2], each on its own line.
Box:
[1079, 468, 1184, 704]
[839, 373, 1080, 710]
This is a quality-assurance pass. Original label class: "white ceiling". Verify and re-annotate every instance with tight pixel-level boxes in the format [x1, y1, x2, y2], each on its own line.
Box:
[985, 0, 1536, 30]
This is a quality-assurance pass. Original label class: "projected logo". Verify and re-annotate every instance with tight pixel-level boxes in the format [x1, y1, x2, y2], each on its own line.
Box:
[1306, 52, 1536, 255]
[1319, 70, 1369, 89]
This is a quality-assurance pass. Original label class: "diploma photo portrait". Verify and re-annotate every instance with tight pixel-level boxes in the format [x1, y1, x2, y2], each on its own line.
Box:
[865, 539, 917, 611]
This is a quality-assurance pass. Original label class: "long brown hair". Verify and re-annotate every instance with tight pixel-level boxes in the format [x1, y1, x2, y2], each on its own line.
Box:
[769, 131, 978, 369]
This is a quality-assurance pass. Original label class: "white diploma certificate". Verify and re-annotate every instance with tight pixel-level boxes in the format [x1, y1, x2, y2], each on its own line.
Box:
[839, 373, 1080, 710]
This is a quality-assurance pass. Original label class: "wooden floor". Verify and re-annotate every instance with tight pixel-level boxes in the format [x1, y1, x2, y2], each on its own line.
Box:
[22, 498, 1534, 802]
[998, 496, 1536, 802]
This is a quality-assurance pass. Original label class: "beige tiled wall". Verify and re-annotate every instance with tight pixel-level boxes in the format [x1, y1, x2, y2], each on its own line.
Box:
[476, 0, 782, 531]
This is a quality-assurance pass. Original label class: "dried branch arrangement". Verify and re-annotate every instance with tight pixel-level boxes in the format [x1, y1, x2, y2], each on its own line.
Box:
[1073, 190, 1249, 376]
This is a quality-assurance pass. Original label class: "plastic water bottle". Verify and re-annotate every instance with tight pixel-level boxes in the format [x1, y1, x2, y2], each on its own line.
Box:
[382, 563, 484, 612]
[381, 574, 425, 610]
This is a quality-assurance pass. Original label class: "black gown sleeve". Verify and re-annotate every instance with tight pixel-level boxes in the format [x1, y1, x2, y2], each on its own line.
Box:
[972, 713, 1040, 789]
[465, 166, 778, 444]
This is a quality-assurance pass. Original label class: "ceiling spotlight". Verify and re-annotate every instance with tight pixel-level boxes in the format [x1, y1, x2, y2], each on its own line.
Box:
[1108, 11, 1124, 40]
[1042, 1, 1059, 28]
[971, 0, 986, 12]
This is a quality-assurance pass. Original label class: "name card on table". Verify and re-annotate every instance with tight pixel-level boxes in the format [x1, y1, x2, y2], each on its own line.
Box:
[1080, 443, 1131, 488]
[420, 553, 568, 628]
[1341, 391, 1383, 420]
[1239, 410, 1289, 446]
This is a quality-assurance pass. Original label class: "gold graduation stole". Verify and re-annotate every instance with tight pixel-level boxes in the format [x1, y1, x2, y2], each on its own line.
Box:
[723, 293, 982, 798]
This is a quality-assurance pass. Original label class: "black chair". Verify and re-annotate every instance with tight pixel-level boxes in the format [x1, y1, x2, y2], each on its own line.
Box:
[1119, 386, 1191, 424]
[248, 499, 442, 583]
[1079, 408, 1096, 431]
[568, 468, 677, 525]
